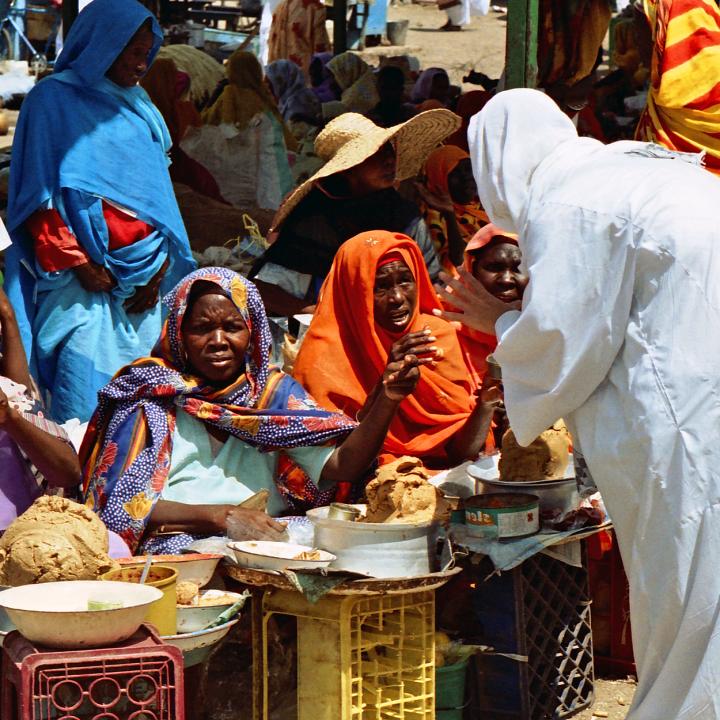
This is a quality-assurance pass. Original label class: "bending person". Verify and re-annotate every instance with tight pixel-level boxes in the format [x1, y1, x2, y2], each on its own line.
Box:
[82, 268, 424, 554]
[5, 0, 195, 423]
[442, 88, 720, 720]
[293, 231, 498, 469]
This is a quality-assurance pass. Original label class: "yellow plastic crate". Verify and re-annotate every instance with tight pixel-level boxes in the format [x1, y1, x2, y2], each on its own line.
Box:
[259, 589, 435, 720]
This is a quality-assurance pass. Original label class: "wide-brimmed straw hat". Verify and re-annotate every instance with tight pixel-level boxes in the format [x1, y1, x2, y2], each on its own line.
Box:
[271, 108, 461, 230]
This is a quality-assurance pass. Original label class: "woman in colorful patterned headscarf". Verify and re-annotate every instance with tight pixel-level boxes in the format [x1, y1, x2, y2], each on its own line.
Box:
[82, 267, 408, 553]
[634, 0, 720, 173]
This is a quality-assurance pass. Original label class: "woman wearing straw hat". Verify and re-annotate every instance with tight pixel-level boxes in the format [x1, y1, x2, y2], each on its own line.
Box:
[251, 109, 460, 317]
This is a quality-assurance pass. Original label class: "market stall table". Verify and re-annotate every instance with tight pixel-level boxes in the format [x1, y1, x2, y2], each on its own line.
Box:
[448, 522, 610, 720]
[226, 565, 461, 720]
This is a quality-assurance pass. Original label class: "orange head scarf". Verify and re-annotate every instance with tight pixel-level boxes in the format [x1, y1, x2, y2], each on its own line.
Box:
[293, 230, 478, 465]
[424, 145, 488, 232]
[457, 224, 519, 383]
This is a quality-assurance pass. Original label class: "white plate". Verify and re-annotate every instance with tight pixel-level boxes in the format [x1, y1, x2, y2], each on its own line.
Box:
[227, 541, 336, 571]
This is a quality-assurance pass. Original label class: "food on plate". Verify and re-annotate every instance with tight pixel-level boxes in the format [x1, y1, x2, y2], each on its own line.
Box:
[197, 592, 239, 607]
[0, 497, 118, 586]
[176, 580, 201, 606]
[498, 420, 571, 482]
[293, 549, 322, 561]
[362, 456, 450, 524]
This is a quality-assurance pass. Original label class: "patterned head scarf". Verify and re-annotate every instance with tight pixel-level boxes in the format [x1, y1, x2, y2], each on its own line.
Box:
[82, 267, 355, 552]
[265, 59, 321, 122]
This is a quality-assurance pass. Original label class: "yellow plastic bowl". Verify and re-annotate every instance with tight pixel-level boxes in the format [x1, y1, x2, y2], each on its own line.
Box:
[101, 564, 178, 636]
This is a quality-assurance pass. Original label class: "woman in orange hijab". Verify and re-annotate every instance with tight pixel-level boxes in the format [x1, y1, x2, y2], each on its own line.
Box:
[416, 145, 489, 274]
[458, 224, 528, 383]
[293, 230, 498, 468]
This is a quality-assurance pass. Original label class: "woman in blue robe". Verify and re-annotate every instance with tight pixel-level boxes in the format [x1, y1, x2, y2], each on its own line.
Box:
[4, 0, 195, 423]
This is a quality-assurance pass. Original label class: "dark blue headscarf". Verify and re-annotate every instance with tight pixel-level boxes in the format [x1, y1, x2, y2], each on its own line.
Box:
[5, 0, 195, 361]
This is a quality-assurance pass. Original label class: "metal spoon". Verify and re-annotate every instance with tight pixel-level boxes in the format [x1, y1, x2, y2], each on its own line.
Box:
[139, 554, 153, 584]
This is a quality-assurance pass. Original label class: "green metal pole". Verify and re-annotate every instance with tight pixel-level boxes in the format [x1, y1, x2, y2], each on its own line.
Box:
[333, 0, 348, 55]
[505, 0, 539, 89]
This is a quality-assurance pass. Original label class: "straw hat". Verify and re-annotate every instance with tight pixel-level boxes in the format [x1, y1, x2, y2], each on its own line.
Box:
[271, 108, 461, 230]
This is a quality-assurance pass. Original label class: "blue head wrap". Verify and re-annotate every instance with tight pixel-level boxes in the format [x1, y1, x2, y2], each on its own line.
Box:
[4, 0, 195, 365]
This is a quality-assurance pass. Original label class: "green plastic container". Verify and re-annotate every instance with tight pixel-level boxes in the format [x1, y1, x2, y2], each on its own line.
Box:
[436, 658, 469, 719]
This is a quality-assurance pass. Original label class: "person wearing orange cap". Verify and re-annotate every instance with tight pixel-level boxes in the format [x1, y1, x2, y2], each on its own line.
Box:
[457, 224, 527, 384]
[293, 231, 499, 468]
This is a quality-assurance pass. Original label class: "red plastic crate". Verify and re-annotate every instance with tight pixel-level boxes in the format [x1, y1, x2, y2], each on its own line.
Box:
[1, 624, 185, 720]
[587, 529, 636, 676]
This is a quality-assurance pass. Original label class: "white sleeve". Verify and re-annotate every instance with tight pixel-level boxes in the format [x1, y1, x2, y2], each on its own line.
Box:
[495, 310, 521, 340]
[494, 204, 636, 445]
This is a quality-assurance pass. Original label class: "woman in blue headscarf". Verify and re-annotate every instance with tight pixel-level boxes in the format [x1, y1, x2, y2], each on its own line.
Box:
[4, 0, 195, 424]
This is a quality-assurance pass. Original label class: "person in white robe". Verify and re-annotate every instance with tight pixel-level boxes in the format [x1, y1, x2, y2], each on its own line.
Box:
[439, 88, 720, 720]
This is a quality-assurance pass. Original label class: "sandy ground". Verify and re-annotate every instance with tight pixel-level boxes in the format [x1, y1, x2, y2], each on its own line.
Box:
[360, 1, 509, 86]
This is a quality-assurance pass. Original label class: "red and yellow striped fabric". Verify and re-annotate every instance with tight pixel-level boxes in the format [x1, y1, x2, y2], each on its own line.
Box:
[635, 0, 720, 173]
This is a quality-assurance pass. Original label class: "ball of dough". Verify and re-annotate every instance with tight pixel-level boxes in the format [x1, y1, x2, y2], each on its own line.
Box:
[499, 420, 571, 482]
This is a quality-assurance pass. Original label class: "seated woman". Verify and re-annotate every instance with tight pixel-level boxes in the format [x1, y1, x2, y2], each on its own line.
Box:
[251, 110, 459, 316]
[140, 57, 226, 203]
[266, 60, 321, 128]
[0, 286, 80, 531]
[325, 53, 380, 115]
[457, 224, 528, 383]
[265, 59, 324, 184]
[5, 0, 196, 423]
[417, 145, 488, 273]
[81, 268, 424, 554]
[411, 68, 452, 108]
[188, 50, 295, 212]
[293, 231, 499, 469]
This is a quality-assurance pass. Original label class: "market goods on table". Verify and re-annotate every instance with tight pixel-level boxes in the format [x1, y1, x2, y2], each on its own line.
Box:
[0, 580, 162, 648]
[307, 504, 440, 578]
[0, 497, 118, 586]
[363, 456, 451, 524]
[101, 564, 178, 636]
[228, 540, 336, 571]
[465, 492, 540, 540]
[118, 553, 222, 586]
[498, 420, 571, 482]
[176, 590, 246, 633]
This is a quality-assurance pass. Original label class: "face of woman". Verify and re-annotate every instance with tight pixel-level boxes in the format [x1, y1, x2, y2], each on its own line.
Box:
[345, 143, 397, 195]
[107, 24, 155, 88]
[447, 158, 478, 205]
[373, 260, 418, 333]
[182, 292, 251, 385]
[472, 241, 528, 303]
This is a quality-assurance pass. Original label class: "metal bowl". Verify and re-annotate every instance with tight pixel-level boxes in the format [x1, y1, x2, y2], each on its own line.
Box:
[306, 505, 439, 578]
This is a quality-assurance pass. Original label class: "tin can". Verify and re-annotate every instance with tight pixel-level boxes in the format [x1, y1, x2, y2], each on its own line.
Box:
[464, 493, 539, 540]
[326, 503, 361, 522]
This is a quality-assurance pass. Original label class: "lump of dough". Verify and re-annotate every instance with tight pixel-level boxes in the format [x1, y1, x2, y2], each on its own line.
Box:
[0, 496, 118, 586]
[499, 420, 571, 482]
[176, 581, 200, 606]
[363, 456, 450, 524]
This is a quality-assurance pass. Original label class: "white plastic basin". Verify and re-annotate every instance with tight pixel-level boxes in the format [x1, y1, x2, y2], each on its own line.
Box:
[0, 580, 162, 649]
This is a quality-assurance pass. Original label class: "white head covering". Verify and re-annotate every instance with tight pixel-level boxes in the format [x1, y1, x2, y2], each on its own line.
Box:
[468, 89, 577, 233]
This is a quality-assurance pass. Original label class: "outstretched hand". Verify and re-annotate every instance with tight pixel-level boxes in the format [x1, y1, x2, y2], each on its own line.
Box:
[434, 267, 521, 335]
